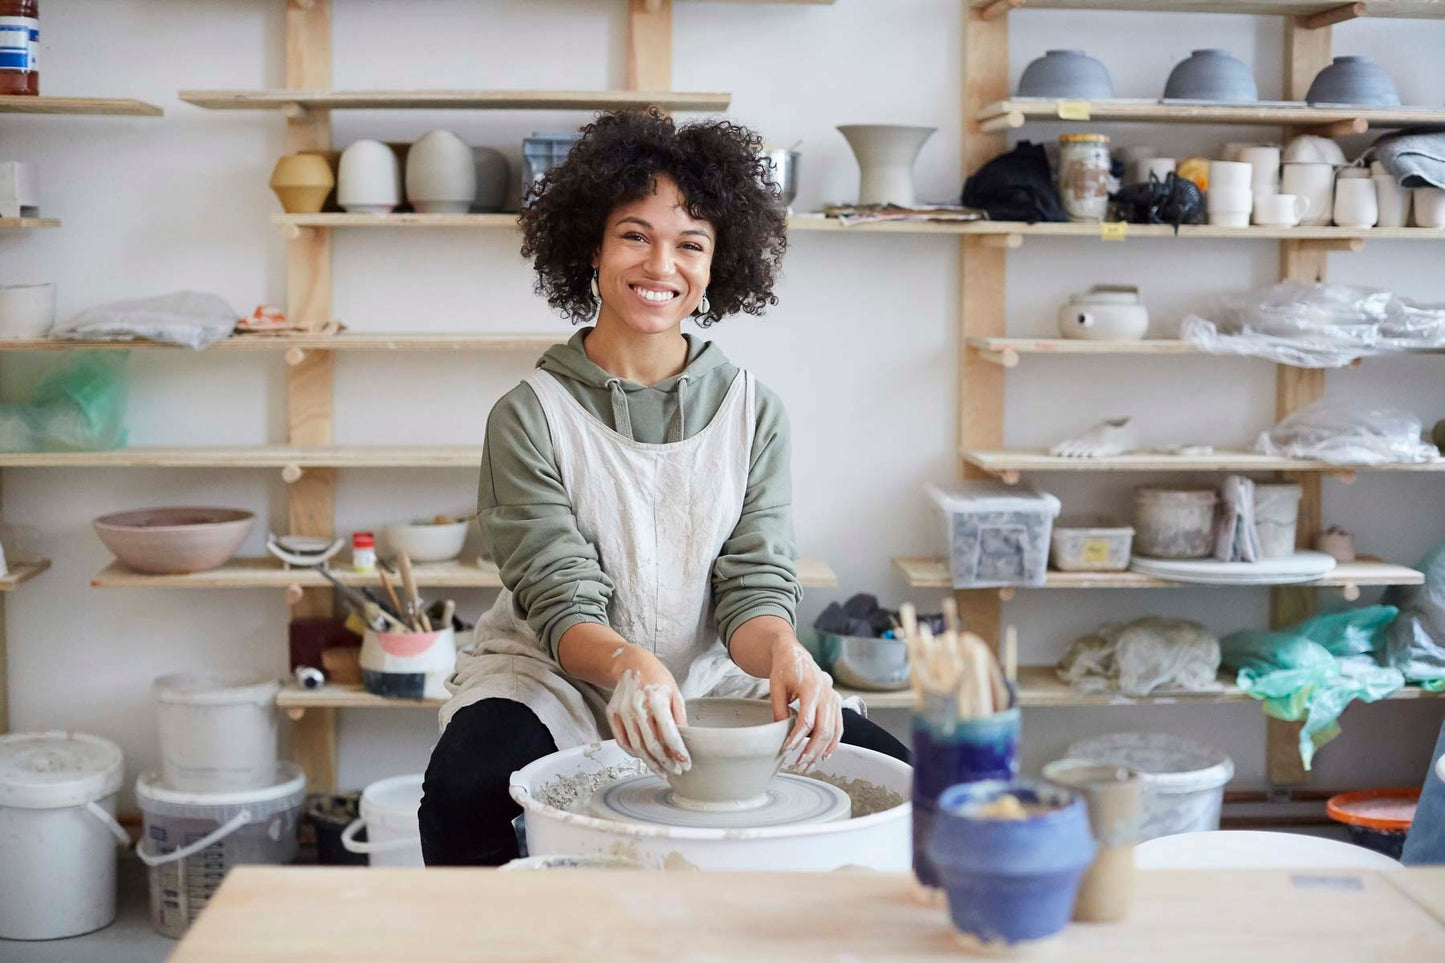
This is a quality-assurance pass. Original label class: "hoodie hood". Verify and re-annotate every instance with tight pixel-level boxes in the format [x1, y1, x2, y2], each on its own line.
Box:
[537, 327, 733, 443]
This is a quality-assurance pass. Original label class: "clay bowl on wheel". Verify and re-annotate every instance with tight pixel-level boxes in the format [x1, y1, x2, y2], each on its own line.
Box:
[667, 698, 794, 810]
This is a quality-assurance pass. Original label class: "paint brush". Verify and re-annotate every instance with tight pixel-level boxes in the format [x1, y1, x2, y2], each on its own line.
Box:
[395, 551, 423, 632]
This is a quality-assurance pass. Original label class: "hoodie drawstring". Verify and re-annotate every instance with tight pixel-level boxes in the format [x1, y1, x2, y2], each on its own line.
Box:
[666, 376, 689, 443]
[607, 379, 634, 441]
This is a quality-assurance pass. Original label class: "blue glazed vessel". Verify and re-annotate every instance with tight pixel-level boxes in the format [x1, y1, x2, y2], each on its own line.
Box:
[1017, 50, 1114, 100]
[927, 780, 1096, 947]
[1306, 56, 1400, 107]
[1162, 49, 1258, 103]
[911, 701, 1020, 888]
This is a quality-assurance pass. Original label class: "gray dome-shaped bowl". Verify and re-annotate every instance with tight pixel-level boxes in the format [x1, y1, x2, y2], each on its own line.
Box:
[1163, 49, 1258, 103]
[1017, 50, 1114, 99]
[1306, 55, 1400, 107]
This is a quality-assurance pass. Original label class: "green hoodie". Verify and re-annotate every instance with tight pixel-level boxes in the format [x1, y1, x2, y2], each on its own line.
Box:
[478, 328, 801, 661]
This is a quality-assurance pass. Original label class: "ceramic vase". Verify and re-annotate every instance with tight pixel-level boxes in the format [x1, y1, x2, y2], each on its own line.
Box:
[406, 130, 477, 214]
[472, 147, 510, 212]
[269, 154, 335, 214]
[837, 124, 936, 206]
[1163, 49, 1258, 103]
[338, 139, 402, 215]
[1016, 50, 1114, 99]
[1042, 760, 1142, 923]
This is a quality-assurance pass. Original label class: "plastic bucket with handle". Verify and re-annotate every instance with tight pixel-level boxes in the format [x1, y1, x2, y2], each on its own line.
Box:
[152, 670, 280, 792]
[342, 773, 425, 867]
[0, 732, 131, 941]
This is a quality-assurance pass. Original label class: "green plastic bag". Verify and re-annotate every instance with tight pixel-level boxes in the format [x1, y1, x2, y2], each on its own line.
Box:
[0, 352, 129, 452]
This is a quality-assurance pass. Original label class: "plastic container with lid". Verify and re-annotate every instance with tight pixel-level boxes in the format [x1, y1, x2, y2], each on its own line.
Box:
[1326, 788, 1417, 860]
[1050, 516, 1134, 572]
[1067, 733, 1234, 841]
[153, 670, 280, 792]
[927, 481, 1061, 588]
[0, 731, 131, 940]
[0, 1, 39, 96]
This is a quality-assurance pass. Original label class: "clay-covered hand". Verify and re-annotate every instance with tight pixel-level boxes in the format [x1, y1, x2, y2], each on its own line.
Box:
[606, 651, 691, 777]
[770, 640, 843, 771]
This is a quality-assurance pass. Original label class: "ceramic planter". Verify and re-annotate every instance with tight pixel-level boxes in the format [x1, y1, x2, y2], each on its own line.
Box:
[1057, 285, 1148, 340]
[1016, 50, 1114, 99]
[269, 154, 335, 214]
[1163, 49, 1258, 103]
[837, 124, 935, 206]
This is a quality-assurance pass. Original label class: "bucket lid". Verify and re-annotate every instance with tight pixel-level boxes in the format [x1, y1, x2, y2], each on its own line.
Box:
[153, 670, 280, 707]
[1066, 733, 1233, 793]
[360, 774, 425, 832]
[1326, 788, 1419, 832]
[135, 761, 307, 809]
[0, 731, 124, 809]
[926, 481, 1062, 516]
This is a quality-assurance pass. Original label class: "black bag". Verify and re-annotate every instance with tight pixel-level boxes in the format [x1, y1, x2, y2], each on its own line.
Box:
[960, 141, 1069, 223]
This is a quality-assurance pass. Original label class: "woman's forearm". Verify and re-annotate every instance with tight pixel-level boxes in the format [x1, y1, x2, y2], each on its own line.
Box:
[556, 622, 644, 689]
[727, 614, 800, 679]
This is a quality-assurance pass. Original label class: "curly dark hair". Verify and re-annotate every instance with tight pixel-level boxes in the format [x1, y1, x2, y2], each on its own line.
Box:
[518, 108, 788, 327]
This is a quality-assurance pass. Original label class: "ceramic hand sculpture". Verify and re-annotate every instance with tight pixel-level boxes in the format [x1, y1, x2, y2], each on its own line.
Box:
[1050, 417, 1137, 459]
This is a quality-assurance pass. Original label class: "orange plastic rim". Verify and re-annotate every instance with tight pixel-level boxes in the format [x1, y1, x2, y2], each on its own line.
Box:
[1326, 788, 1420, 832]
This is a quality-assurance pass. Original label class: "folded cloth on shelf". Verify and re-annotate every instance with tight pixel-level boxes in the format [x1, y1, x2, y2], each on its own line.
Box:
[1213, 475, 1260, 563]
[50, 291, 239, 350]
[960, 141, 1069, 223]
[1372, 127, 1445, 190]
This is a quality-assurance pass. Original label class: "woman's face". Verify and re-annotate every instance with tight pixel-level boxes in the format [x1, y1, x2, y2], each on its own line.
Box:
[593, 174, 714, 336]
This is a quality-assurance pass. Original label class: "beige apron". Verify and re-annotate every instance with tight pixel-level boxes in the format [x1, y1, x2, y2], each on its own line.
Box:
[440, 367, 770, 748]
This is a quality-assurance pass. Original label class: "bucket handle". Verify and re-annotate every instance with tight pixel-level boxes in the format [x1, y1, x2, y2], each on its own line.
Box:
[135, 809, 253, 867]
[340, 817, 419, 855]
[85, 801, 133, 849]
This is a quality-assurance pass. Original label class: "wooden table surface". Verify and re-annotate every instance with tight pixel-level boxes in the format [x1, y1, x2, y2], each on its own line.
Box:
[172, 866, 1445, 962]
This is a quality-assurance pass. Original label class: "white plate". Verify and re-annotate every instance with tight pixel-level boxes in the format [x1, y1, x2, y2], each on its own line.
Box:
[1130, 551, 1336, 585]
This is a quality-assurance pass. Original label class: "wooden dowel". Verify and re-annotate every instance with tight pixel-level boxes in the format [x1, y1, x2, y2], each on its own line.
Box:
[979, 0, 1024, 21]
[979, 110, 1024, 133]
[1296, 237, 1365, 253]
[1299, 2, 1366, 30]
[980, 233, 1022, 249]
[1004, 625, 1018, 685]
[1304, 117, 1368, 138]
[979, 349, 1020, 368]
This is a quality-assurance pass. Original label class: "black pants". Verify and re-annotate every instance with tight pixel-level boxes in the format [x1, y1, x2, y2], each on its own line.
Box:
[419, 697, 911, 866]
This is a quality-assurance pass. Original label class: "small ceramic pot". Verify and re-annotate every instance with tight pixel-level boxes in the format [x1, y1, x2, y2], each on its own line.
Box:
[472, 147, 510, 213]
[1413, 187, 1445, 228]
[1134, 487, 1217, 559]
[1306, 55, 1400, 107]
[269, 154, 335, 214]
[1057, 285, 1149, 341]
[0, 281, 56, 339]
[1163, 49, 1258, 103]
[837, 124, 935, 206]
[666, 698, 792, 808]
[1333, 170, 1378, 228]
[338, 139, 402, 214]
[1372, 162, 1411, 228]
[1238, 145, 1281, 198]
[1314, 526, 1356, 563]
[1253, 193, 1310, 227]
[927, 780, 1096, 947]
[406, 130, 477, 214]
[1281, 162, 1335, 226]
[1042, 760, 1142, 923]
[1209, 160, 1252, 191]
[1016, 49, 1114, 99]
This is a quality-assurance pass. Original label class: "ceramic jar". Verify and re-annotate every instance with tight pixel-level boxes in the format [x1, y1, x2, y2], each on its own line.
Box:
[406, 130, 477, 214]
[269, 154, 335, 214]
[1016, 50, 1114, 99]
[338, 140, 402, 214]
[1333, 167, 1378, 229]
[1058, 133, 1112, 221]
[1281, 162, 1335, 226]
[1057, 285, 1148, 341]
[836, 124, 935, 206]
[1371, 161, 1411, 228]
[471, 148, 509, 212]
[1042, 760, 1142, 923]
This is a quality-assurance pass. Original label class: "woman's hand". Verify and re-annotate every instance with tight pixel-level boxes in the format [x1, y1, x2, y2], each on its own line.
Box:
[606, 649, 691, 776]
[769, 638, 843, 771]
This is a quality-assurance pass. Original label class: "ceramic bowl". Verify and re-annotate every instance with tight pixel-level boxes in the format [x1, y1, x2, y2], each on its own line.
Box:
[1306, 55, 1400, 107]
[269, 154, 334, 214]
[94, 507, 254, 574]
[472, 147, 510, 212]
[405, 129, 477, 214]
[1282, 134, 1347, 167]
[338, 139, 402, 214]
[0, 281, 56, 339]
[383, 520, 469, 563]
[1017, 50, 1114, 99]
[1162, 49, 1258, 103]
[814, 632, 908, 691]
[666, 698, 793, 808]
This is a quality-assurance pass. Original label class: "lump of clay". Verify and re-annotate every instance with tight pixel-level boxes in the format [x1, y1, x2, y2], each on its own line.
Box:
[1058, 617, 1222, 696]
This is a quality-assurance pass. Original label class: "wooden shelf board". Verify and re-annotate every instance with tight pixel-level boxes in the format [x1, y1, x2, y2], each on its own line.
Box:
[0, 95, 163, 116]
[0, 446, 486, 468]
[979, 98, 1445, 131]
[788, 215, 1445, 240]
[181, 89, 730, 112]
[0, 332, 565, 353]
[274, 213, 520, 229]
[892, 556, 1423, 589]
[0, 559, 50, 590]
[277, 683, 443, 710]
[966, 0, 1445, 17]
[961, 448, 1445, 474]
[967, 337, 1204, 356]
[0, 217, 59, 229]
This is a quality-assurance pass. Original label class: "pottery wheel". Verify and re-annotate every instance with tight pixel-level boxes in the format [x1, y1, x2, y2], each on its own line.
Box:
[589, 774, 851, 829]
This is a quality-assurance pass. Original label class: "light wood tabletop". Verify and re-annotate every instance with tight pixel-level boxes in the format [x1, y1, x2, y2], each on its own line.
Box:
[171, 866, 1445, 962]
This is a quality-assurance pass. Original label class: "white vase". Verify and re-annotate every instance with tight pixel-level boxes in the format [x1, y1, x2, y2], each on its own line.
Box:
[837, 124, 936, 206]
[406, 130, 477, 214]
[338, 139, 402, 214]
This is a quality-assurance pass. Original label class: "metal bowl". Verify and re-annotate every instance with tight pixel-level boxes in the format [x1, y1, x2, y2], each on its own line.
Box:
[759, 148, 799, 211]
[815, 632, 910, 692]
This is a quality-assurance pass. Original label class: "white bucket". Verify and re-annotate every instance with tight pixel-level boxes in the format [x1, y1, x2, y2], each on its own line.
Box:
[135, 762, 306, 939]
[1067, 733, 1234, 841]
[342, 773, 425, 867]
[0, 731, 130, 941]
[153, 670, 280, 792]
[1254, 483, 1303, 559]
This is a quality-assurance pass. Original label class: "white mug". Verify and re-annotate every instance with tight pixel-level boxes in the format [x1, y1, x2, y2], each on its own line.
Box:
[1142, 157, 1176, 183]
[1209, 160, 1253, 191]
[1281, 162, 1334, 226]
[1415, 187, 1445, 228]
[1238, 146, 1281, 196]
[1253, 193, 1310, 227]
[1207, 186, 1252, 226]
[1371, 162, 1411, 228]
[1333, 175, 1378, 228]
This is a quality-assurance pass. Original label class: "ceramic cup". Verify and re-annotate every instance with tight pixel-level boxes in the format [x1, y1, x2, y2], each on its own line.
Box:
[1252, 193, 1310, 227]
[338, 139, 402, 214]
[1209, 160, 1252, 191]
[1371, 161, 1411, 228]
[1207, 185, 1252, 226]
[1333, 171, 1378, 228]
[1238, 145, 1281, 198]
[1281, 162, 1335, 226]
[1042, 760, 1143, 924]
[1142, 157, 1176, 182]
[1413, 188, 1445, 228]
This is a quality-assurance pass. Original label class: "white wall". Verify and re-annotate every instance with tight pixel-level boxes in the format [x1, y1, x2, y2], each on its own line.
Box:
[3, 0, 1443, 810]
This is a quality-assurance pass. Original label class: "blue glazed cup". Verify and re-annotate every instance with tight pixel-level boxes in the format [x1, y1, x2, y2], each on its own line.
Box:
[927, 780, 1096, 947]
[911, 701, 1020, 888]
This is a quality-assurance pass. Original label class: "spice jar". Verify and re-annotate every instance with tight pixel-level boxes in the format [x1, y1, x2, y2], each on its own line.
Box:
[352, 531, 376, 572]
[0, 1, 38, 96]
[1058, 133, 1112, 221]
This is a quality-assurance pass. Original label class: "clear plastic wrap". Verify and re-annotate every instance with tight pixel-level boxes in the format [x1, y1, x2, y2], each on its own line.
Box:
[1180, 280, 1445, 368]
[1256, 399, 1439, 465]
[50, 291, 239, 350]
[1057, 617, 1222, 697]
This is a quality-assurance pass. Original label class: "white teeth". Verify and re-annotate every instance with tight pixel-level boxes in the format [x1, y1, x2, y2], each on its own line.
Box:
[633, 286, 677, 303]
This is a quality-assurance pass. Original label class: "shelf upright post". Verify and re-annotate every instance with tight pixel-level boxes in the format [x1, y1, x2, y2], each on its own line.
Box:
[958, 2, 1011, 648]
[1266, 15, 1336, 789]
[628, 0, 672, 91]
[0, 472, 7, 733]
[284, 0, 339, 792]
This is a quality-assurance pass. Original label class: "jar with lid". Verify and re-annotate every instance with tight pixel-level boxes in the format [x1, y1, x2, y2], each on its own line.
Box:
[1058, 133, 1112, 222]
[352, 532, 376, 573]
[0, 1, 38, 96]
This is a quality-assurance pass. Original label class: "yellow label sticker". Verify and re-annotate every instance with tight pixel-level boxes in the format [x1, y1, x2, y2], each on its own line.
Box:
[1080, 540, 1111, 565]
[1057, 101, 1091, 121]
[1100, 221, 1128, 242]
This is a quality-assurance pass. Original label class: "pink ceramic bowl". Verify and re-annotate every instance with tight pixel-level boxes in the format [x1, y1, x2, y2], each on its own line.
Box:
[94, 507, 255, 574]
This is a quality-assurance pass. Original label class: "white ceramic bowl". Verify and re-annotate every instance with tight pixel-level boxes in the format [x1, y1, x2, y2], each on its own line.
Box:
[406, 130, 477, 214]
[0, 282, 56, 339]
[383, 519, 468, 562]
[338, 139, 402, 214]
[94, 507, 255, 574]
[667, 698, 793, 807]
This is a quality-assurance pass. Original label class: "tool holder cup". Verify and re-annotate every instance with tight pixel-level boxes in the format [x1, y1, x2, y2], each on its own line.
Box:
[359, 625, 457, 700]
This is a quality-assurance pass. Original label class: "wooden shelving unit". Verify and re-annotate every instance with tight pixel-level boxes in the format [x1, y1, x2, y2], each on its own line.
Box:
[976, 99, 1445, 134]
[892, 556, 1423, 592]
[180, 89, 730, 112]
[0, 446, 486, 468]
[0, 217, 59, 230]
[0, 95, 163, 116]
[0, 333, 563, 353]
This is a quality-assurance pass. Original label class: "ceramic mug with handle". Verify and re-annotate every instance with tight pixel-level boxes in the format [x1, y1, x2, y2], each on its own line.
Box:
[1253, 193, 1310, 227]
[1281, 162, 1334, 226]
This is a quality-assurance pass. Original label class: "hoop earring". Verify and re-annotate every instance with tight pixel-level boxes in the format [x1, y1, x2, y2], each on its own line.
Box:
[695, 292, 710, 316]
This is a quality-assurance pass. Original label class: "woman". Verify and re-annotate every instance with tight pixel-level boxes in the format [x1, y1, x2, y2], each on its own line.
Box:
[420, 108, 909, 866]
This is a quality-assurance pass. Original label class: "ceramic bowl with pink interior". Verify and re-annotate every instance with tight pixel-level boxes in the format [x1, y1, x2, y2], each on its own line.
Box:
[93, 507, 255, 574]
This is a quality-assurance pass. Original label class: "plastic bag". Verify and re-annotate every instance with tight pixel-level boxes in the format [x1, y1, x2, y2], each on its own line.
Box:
[1221, 605, 1402, 769]
[1058, 617, 1222, 697]
[1383, 538, 1445, 691]
[0, 352, 130, 452]
[1255, 399, 1439, 465]
[50, 291, 239, 350]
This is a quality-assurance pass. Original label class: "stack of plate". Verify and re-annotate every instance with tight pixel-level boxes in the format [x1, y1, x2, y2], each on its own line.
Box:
[1130, 551, 1336, 585]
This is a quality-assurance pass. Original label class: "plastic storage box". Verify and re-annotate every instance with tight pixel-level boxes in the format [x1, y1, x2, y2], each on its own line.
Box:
[522, 132, 582, 203]
[1050, 516, 1134, 572]
[927, 482, 1062, 588]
